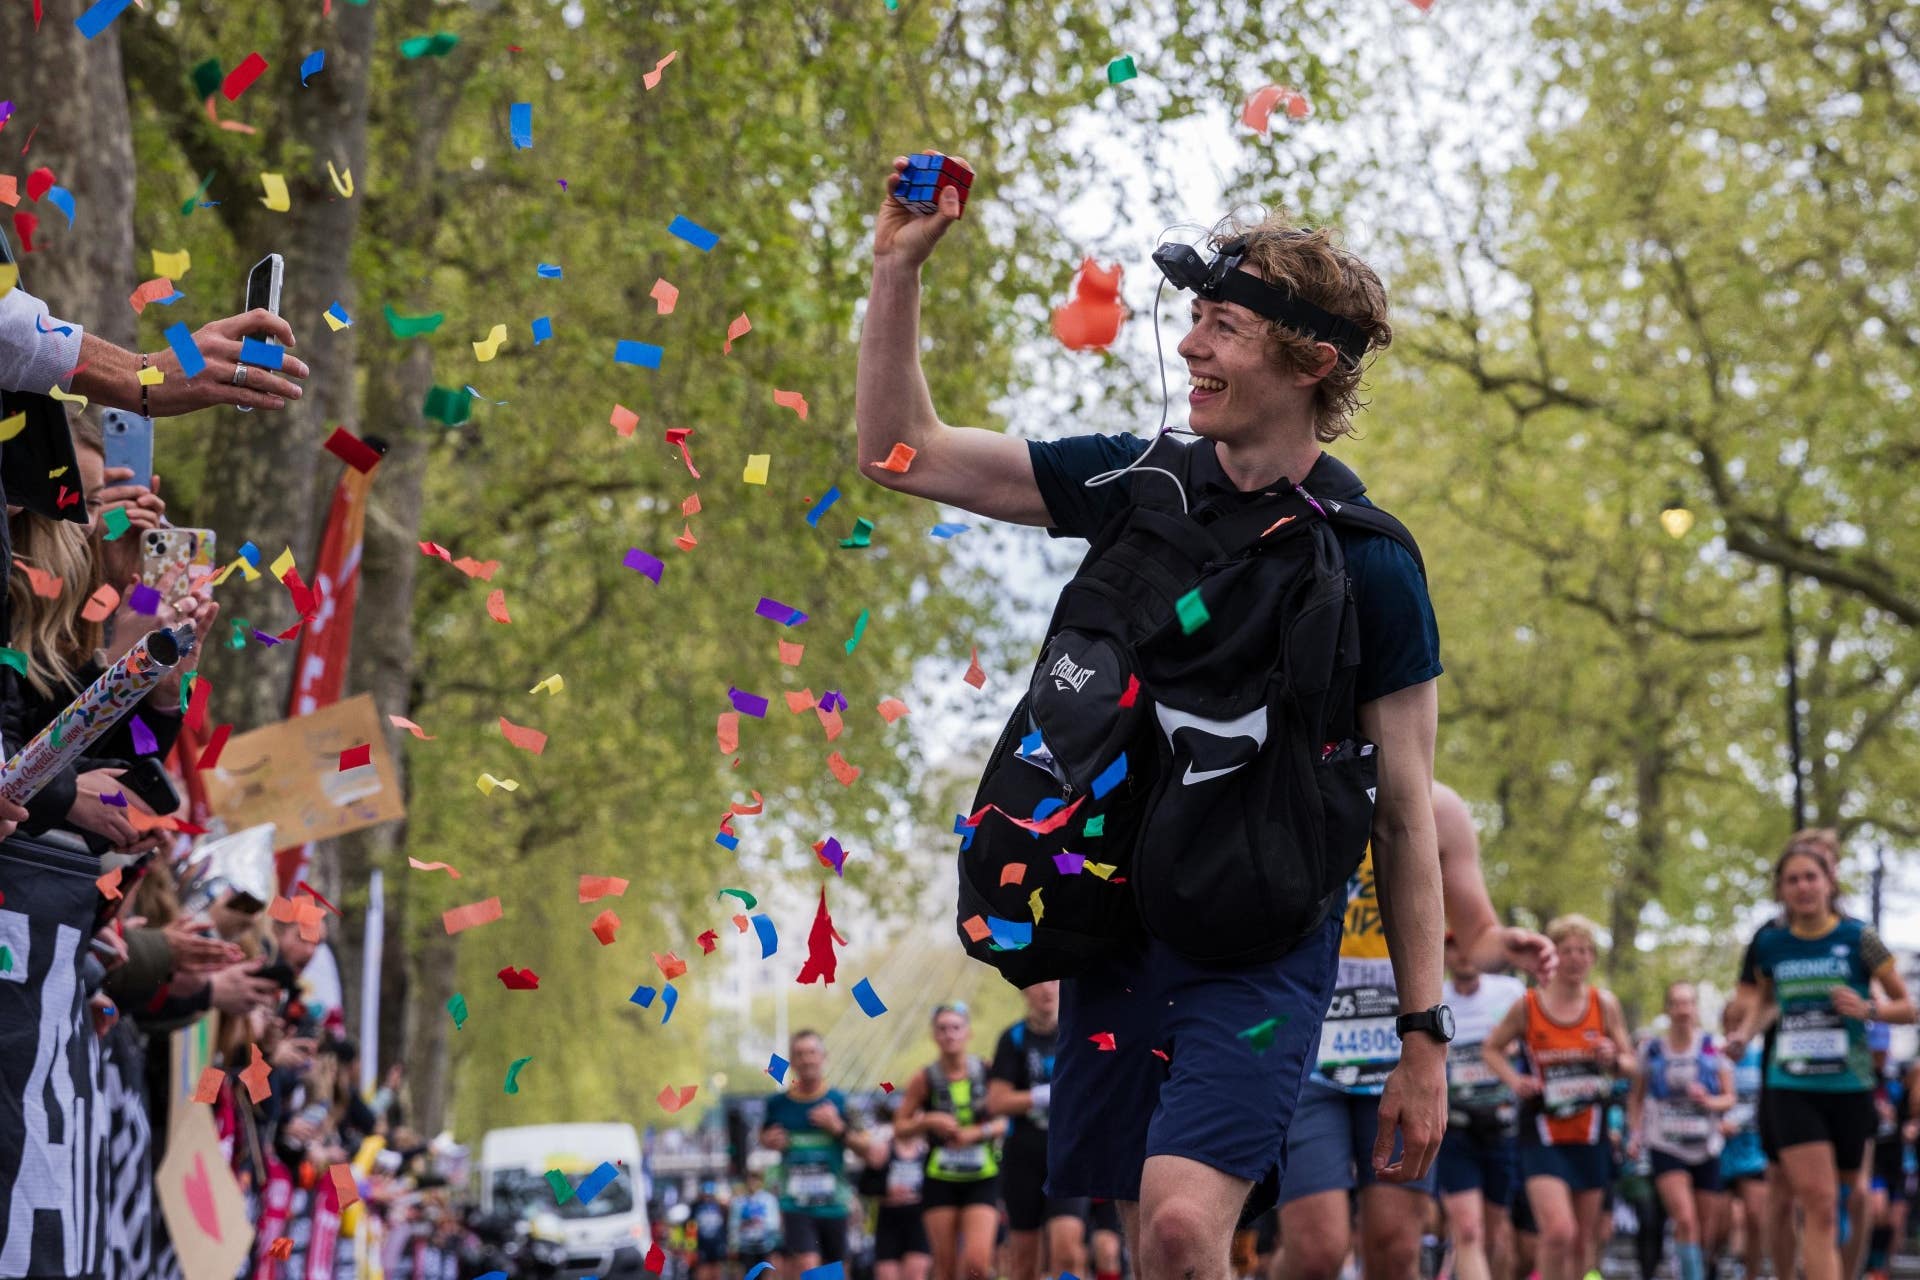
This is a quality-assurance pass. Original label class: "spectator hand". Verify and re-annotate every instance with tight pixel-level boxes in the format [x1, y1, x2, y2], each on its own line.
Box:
[92, 924, 129, 970]
[164, 915, 242, 971]
[922, 1112, 960, 1143]
[272, 1035, 318, 1071]
[143, 310, 309, 415]
[759, 1124, 789, 1152]
[0, 795, 25, 842]
[209, 958, 281, 1014]
[68, 768, 157, 848]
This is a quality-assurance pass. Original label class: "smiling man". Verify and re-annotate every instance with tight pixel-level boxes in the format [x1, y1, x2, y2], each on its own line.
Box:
[853, 157, 1446, 1280]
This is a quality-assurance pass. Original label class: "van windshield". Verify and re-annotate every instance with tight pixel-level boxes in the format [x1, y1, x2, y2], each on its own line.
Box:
[491, 1167, 635, 1221]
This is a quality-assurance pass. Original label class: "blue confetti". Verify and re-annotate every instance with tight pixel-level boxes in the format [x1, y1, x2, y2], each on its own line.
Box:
[661, 983, 679, 1024]
[43, 187, 75, 227]
[153, 292, 184, 307]
[531, 316, 552, 344]
[987, 917, 1034, 951]
[805, 487, 842, 528]
[238, 541, 261, 566]
[767, 1054, 789, 1084]
[667, 215, 720, 252]
[300, 49, 326, 85]
[575, 1161, 620, 1204]
[751, 913, 777, 959]
[614, 340, 662, 369]
[164, 322, 206, 378]
[629, 984, 656, 1008]
[74, 0, 133, 38]
[237, 336, 285, 369]
[1090, 752, 1127, 800]
[953, 813, 976, 852]
[715, 831, 739, 851]
[325, 301, 352, 328]
[930, 523, 970, 538]
[852, 978, 887, 1018]
[536, 263, 563, 278]
[1018, 729, 1044, 757]
[803, 1263, 846, 1280]
[746, 1265, 775, 1280]
[509, 102, 533, 150]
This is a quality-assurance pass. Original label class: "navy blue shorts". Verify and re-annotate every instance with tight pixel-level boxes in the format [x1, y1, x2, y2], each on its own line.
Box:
[1649, 1149, 1722, 1193]
[1047, 912, 1342, 1201]
[1436, 1124, 1519, 1208]
[1276, 1079, 1440, 1204]
[1517, 1137, 1611, 1194]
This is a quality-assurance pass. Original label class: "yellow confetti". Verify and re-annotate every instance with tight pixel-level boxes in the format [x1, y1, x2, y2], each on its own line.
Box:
[49, 385, 87, 410]
[1085, 861, 1117, 880]
[472, 323, 508, 362]
[1030, 887, 1045, 925]
[152, 249, 191, 278]
[137, 364, 165, 386]
[269, 547, 296, 580]
[326, 160, 354, 198]
[742, 453, 770, 486]
[323, 306, 350, 333]
[530, 674, 565, 695]
[0, 412, 25, 443]
[0, 263, 16, 296]
[476, 773, 520, 796]
[260, 172, 290, 212]
[211, 554, 262, 587]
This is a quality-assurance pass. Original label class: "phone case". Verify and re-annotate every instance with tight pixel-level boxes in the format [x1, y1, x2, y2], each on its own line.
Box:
[139, 528, 196, 593]
[101, 412, 155, 488]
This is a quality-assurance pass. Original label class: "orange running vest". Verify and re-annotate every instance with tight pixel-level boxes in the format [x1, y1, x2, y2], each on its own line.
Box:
[1522, 987, 1609, 1145]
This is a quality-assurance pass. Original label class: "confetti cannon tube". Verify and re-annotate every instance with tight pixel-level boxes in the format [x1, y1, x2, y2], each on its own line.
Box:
[0, 622, 197, 805]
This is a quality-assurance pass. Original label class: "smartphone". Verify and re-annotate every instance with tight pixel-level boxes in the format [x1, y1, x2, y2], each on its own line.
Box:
[140, 527, 198, 593]
[93, 848, 157, 931]
[237, 253, 285, 414]
[119, 756, 182, 815]
[100, 408, 155, 491]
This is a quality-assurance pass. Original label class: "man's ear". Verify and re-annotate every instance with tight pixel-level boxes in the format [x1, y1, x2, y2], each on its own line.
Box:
[1292, 343, 1341, 387]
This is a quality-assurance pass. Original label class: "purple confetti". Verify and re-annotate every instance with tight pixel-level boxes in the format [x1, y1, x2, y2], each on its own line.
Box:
[623, 547, 664, 583]
[101, 791, 128, 808]
[819, 836, 847, 876]
[0, 103, 12, 131]
[127, 583, 163, 615]
[252, 630, 283, 648]
[820, 690, 847, 713]
[129, 714, 157, 756]
[753, 597, 808, 626]
[728, 688, 769, 719]
[1053, 852, 1087, 875]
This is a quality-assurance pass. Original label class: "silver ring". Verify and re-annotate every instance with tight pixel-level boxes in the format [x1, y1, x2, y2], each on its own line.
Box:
[231, 365, 250, 387]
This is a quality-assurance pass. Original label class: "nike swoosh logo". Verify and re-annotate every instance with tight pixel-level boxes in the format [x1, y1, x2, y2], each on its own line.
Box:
[1183, 762, 1250, 785]
[1156, 704, 1269, 787]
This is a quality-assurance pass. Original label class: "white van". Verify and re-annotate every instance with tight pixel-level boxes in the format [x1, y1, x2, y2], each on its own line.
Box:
[479, 1122, 651, 1277]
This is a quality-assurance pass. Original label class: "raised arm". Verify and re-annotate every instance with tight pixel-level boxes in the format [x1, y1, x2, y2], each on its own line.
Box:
[855, 155, 1050, 526]
[1481, 998, 1536, 1097]
[1434, 781, 1556, 982]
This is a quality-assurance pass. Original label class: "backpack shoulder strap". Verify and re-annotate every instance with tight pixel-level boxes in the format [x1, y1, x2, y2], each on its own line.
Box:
[1323, 499, 1426, 580]
[1125, 433, 1200, 511]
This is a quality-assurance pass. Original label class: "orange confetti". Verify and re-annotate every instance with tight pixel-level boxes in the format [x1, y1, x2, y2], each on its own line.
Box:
[674, 523, 697, 552]
[681, 493, 701, 516]
[407, 857, 461, 878]
[650, 277, 679, 314]
[717, 711, 739, 754]
[875, 698, 910, 724]
[95, 866, 123, 901]
[642, 50, 679, 90]
[723, 312, 752, 355]
[817, 706, 843, 742]
[733, 913, 751, 933]
[454, 557, 501, 580]
[784, 689, 816, 714]
[961, 915, 991, 943]
[191, 1067, 224, 1104]
[389, 714, 436, 740]
[0, 176, 16, 207]
[579, 874, 629, 902]
[778, 640, 804, 666]
[485, 589, 511, 623]
[657, 1083, 698, 1113]
[80, 583, 120, 623]
[773, 389, 809, 420]
[654, 951, 688, 981]
[499, 716, 548, 754]
[1000, 862, 1027, 887]
[827, 751, 861, 786]
[330, 1163, 360, 1208]
[442, 896, 503, 935]
[239, 1044, 272, 1102]
[963, 647, 986, 689]
[872, 442, 918, 473]
[129, 277, 176, 314]
[12, 559, 62, 598]
[590, 909, 620, 945]
[611, 404, 640, 437]
[267, 1239, 293, 1262]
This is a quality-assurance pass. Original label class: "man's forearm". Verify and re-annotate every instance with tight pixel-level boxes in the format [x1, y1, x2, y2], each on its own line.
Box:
[1374, 822, 1445, 1016]
[854, 262, 941, 471]
[68, 335, 143, 412]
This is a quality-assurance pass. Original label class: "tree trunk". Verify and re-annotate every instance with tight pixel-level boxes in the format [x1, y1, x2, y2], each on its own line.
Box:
[0, 19, 136, 347]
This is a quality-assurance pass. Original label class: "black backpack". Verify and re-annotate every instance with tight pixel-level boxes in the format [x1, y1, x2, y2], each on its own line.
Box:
[956, 437, 1423, 984]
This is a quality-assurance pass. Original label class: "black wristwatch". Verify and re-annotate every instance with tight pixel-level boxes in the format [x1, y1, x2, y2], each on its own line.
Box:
[1396, 1004, 1456, 1044]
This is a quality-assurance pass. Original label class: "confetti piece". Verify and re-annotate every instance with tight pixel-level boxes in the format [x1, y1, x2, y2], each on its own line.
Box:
[324, 301, 351, 330]
[989, 917, 1033, 950]
[623, 547, 664, 583]
[1237, 1016, 1285, 1053]
[531, 673, 565, 695]
[642, 50, 678, 89]
[852, 978, 887, 1017]
[80, 584, 120, 623]
[796, 887, 847, 984]
[629, 985, 656, 1008]
[872, 442, 917, 473]
[497, 966, 540, 990]
[716, 712, 739, 754]
[323, 427, 383, 473]
[499, 716, 548, 754]
[259, 172, 290, 212]
[827, 751, 861, 786]
[579, 874, 628, 902]
[74, 0, 134, 39]
[1176, 588, 1210, 634]
[129, 277, 176, 314]
[190, 1067, 223, 1104]
[221, 52, 269, 101]
[1088, 1031, 1117, 1051]
[591, 910, 620, 945]
[509, 102, 533, 149]
[164, 322, 207, 377]
[661, 984, 679, 1024]
[665, 426, 701, 477]
[615, 340, 663, 369]
[805, 487, 842, 528]
[476, 773, 519, 795]
[96, 866, 123, 902]
[195, 723, 233, 769]
[718, 887, 758, 910]
[486, 589, 511, 623]
[300, 49, 325, 85]
[668, 215, 720, 252]
[386, 306, 444, 338]
[779, 640, 805, 665]
[1030, 887, 1046, 923]
[729, 688, 770, 718]
[267, 1238, 293, 1262]
[724, 312, 752, 355]
[239, 1047, 272, 1102]
[441, 901, 503, 940]
[961, 915, 991, 943]
[963, 647, 986, 688]
[0, 413, 21, 444]
[697, 929, 718, 953]
[535, 262, 563, 279]
[472, 323, 508, 361]
[389, 714, 435, 740]
[610, 404, 639, 437]
[742, 454, 770, 485]
[839, 518, 875, 549]
[804, 1264, 845, 1280]
[12, 560, 60, 598]
[657, 1083, 698, 1113]
[773, 388, 809, 419]
[655, 951, 688, 980]
[1084, 814, 1106, 837]
[647, 1245, 667, 1275]
[239, 336, 285, 370]
[399, 32, 461, 58]
[102, 508, 132, 542]
[754, 597, 808, 626]
[531, 316, 552, 343]
[767, 1054, 789, 1084]
[999, 862, 1027, 888]
[338, 743, 372, 771]
[546, 1170, 574, 1204]
[844, 610, 869, 654]
[407, 857, 461, 878]
[1106, 55, 1138, 83]
[504, 1056, 534, 1094]
[930, 522, 969, 538]
[650, 278, 679, 314]
[1091, 752, 1127, 800]
[750, 913, 777, 959]
[876, 698, 910, 723]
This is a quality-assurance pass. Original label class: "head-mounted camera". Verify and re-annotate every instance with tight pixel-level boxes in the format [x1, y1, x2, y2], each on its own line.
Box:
[1152, 235, 1370, 363]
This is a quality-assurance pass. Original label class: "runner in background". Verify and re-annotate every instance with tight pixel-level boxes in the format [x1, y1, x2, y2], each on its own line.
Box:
[689, 1181, 730, 1280]
[989, 981, 1088, 1280]
[729, 1168, 783, 1278]
[1864, 1027, 1904, 1280]
[1712, 1025, 1770, 1280]
[1088, 1200, 1126, 1280]
[760, 1029, 862, 1272]
[863, 1098, 932, 1280]
[1439, 934, 1528, 1280]
[896, 1003, 1006, 1280]
[1627, 982, 1734, 1280]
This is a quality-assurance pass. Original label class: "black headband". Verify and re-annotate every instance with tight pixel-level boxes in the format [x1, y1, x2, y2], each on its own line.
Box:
[1152, 235, 1371, 362]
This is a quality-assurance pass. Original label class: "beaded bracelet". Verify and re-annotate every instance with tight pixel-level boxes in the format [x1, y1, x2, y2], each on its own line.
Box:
[138, 352, 151, 418]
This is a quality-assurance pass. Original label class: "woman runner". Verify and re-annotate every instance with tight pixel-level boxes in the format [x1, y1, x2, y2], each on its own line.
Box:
[896, 1003, 1008, 1280]
[1628, 982, 1734, 1280]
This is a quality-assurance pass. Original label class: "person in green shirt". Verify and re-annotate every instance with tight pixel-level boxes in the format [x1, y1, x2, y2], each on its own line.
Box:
[897, 1003, 1007, 1280]
[760, 1029, 863, 1271]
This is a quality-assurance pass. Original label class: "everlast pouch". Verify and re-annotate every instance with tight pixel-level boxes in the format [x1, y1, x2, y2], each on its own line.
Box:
[958, 437, 1422, 984]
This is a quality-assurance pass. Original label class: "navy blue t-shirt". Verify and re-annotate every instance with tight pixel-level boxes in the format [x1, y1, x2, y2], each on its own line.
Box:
[1027, 432, 1441, 705]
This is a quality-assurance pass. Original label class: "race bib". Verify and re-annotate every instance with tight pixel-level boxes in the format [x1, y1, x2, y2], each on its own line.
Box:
[936, 1144, 987, 1176]
[1542, 1066, 1607, 1116]
[1661, 1109, 1715, 1141]
[1779, 1028, 1848, 1064]
[1318, 977, 1401, 1091]
[887, 1158, 924, 1198]
[786, 1167, 838, 1206]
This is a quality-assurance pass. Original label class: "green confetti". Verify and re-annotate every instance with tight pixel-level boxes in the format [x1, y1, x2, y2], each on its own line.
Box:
[718, 887, 758, 911]
[180, 672, 197, 715]
[1106, 55, 1138, 84]
[447, 992, 468, 1030]
[1175, 587, 1210, 634]
[0, 648, 25, 677]
[504, 1054, 534, 1094]
[227, 619, 252, 650]
[190, 58, 224, 102]
[838, 517, 875, 549]
[0, 945, 11, 973]
[1083, 814, 1105, 838]
[545, 1169, 575, 1204]
[102, 507, 131, 541]
[1237, 1016, 1285, 1053]
[179, 172, 216, 218]
[399, 32, 461, 58]
[387, 305, 446, 339]
[844, 608, 870, 655]
[422, 386, 472, 426]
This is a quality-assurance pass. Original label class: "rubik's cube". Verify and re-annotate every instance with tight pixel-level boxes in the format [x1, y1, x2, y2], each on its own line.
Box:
[898, 151, 974, 216]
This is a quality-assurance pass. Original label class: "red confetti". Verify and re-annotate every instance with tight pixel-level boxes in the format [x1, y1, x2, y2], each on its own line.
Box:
[963, 647, 986, 689]
[486, 589, 511, 623]
[442, 896, 503, 934]
[338, 743, 372, 771]
[654, 951, 688, 981]
[657, 1083, 698, 1113]
[221, 52, 269, 102]
[795, 886, 848, 986]
[195, 723, 233, 770]
[1089, 1031, 1117, 1052]
[323, 428, 383, 473]
[590, 910, 620, 946]
[579, 875, 629, 902]
[497, 966, 540, 990]
[696, 929, 718, 954]
[24, 167, 53, 202]
[499, 716, 548, 755]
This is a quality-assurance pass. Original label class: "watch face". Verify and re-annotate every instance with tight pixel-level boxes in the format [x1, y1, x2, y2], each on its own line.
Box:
[1437, 1004, 1457, 1041]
